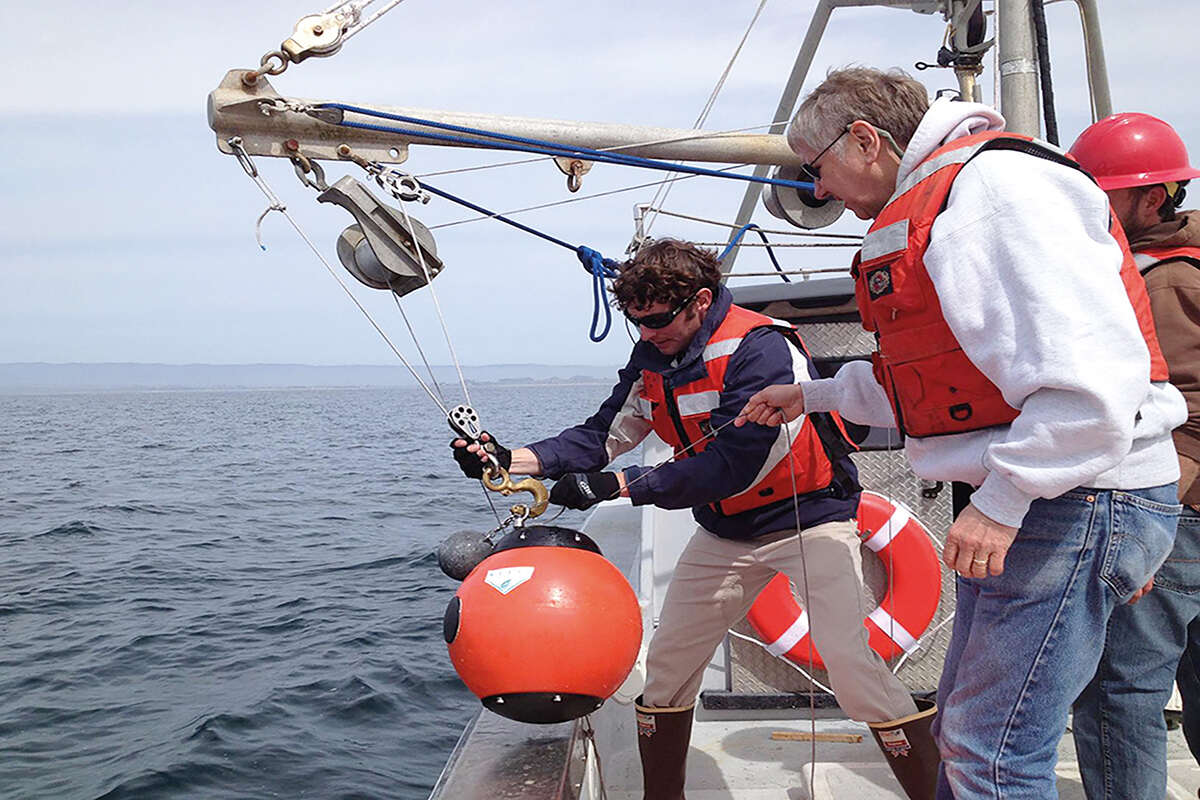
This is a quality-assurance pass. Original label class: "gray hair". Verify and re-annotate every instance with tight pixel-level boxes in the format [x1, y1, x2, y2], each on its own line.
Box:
[787, 67, 930, 155]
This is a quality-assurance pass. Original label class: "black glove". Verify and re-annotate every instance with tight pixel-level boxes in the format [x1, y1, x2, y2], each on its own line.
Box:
[549, 472, 621, 510]
[450, 431, 512, 479]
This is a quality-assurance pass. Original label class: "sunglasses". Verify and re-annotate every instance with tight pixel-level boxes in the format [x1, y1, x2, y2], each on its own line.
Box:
[625, 291, 700, 329]
[799, 123, 904, 182]
[799, 126, 850, 182]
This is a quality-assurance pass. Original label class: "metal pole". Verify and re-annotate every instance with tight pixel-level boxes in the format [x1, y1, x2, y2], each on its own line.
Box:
[208, 70, 803, 168]
[996, 0, 1041, 137]
[720, 0, 836, 272]
[949, 0, 985, 103]
[1076, 0, 1112, 120]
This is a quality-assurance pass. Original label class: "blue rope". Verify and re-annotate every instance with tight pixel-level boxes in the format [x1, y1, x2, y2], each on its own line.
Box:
[576, 246, 621, 342]
[419, 180, 577, 251]
[719, 223, 790, 283]
[420, 179, 620, 341]
[317, 103, 816, 192]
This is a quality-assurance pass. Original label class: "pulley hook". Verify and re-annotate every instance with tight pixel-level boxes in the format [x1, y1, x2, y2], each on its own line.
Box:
[448, 405, 550, 520]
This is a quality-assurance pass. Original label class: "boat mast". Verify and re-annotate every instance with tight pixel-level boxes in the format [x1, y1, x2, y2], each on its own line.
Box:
[997, 0, 1040, 136]
[1077, 0, 1113, 120]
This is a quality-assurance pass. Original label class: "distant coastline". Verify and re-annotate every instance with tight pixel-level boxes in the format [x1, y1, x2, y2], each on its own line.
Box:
[0, 363, 619, 394]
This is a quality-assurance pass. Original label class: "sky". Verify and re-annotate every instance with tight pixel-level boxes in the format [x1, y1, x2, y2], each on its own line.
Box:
[2, 0, 1198, 368]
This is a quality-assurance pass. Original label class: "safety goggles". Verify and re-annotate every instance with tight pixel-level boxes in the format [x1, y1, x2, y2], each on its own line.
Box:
[624, 291, 699, 329]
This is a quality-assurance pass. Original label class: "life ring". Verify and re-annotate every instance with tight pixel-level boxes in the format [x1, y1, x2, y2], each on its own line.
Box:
[745, 490, 942, 671]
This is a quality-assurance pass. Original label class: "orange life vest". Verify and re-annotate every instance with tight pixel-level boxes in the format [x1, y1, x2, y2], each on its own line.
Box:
[852, 131, 1169, 439]
[638, 305, 854, 516]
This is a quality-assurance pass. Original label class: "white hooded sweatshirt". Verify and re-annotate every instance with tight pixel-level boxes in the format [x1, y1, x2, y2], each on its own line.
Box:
[802, 98, 1186, 527]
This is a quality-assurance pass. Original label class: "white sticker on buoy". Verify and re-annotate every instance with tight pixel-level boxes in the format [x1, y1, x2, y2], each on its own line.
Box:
[484, 566, 535, 595]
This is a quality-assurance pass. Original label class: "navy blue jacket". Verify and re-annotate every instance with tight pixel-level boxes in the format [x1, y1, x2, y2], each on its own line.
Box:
[527, 287, 859, 540]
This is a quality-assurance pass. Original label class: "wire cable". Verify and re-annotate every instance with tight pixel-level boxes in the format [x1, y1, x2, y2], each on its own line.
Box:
[234, 154, 450, 416]
[643, 0, 771, 239]
[718, 224, 788, 282]
[414, 119, 790, 180]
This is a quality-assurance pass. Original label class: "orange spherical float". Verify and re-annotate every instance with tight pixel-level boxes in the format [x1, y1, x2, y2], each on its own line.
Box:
[444, 525, 642, 724]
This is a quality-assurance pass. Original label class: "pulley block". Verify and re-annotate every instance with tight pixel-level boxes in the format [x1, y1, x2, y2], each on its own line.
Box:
[318, 176, 443, 297]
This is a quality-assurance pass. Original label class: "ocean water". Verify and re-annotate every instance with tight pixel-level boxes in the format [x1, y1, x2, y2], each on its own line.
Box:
[0, 383, 621, 800]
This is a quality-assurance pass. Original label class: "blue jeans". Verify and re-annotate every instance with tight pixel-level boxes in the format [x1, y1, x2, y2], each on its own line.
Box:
[932, 486, 1180, 800]
[1073, 505, 1200, 799]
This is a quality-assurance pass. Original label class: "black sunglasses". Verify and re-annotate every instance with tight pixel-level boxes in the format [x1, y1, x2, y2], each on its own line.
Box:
[625, 291, 700, 329]
[799, 125, 850, 182]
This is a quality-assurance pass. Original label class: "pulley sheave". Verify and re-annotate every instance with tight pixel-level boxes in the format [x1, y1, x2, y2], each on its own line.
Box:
[761, 165, 845, 229]
[318, 176, 443, 297]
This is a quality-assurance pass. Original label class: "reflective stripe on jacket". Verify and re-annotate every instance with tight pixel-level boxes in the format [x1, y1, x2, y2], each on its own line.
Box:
[1134, 246, 1200, 274]
[854, 131, 1169, 439]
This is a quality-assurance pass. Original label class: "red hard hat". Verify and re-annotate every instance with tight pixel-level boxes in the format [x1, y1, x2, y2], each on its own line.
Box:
[1069, 112, 1200, 191]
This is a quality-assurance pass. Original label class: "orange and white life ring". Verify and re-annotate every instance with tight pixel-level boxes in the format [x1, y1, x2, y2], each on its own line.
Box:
[745, 490, 942, 671]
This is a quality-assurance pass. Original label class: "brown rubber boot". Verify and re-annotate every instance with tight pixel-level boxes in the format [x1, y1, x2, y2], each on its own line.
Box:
[868, 698, 940, 800]
[635, 695, 694, 800]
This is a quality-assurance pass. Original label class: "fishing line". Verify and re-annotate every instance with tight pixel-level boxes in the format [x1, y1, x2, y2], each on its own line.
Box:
[724, 630, 836, 694]
[613, 416, 744, 498]
[783, 415, 819, 791]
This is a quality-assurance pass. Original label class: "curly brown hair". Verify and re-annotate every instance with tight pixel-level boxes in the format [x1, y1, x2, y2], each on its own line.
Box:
[612, 238, 723, 310]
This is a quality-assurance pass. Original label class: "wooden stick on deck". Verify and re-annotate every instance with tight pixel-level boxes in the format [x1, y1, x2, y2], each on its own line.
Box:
[770, 731, 863, 743]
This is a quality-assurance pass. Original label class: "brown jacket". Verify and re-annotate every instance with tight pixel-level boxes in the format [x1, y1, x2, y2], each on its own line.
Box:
[1131, 209, 1200, 503]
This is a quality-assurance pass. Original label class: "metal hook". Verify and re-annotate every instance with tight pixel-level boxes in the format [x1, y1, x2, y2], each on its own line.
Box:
[291, 154, 329, 192]
[566, 160, 585, 193]
[255, 202, 287, 250]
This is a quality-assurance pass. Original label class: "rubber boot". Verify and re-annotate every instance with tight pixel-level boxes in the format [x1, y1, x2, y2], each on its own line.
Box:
[868, 698, 940, 800]
[635, 695, 694, 800]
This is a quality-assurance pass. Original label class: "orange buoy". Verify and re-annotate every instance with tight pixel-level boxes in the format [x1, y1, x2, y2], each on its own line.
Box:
[444, 525, 642, 723]
[746, 491, 942, 671]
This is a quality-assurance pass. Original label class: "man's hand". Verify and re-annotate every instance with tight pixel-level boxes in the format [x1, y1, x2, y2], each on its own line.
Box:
[735, 384, 807, 428]
[549, 472, 621, 510]
[450, 432, 512, 479]
[942, 503, 1019, 578]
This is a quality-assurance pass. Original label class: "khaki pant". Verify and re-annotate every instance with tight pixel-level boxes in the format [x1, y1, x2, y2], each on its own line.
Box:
[642, 520, 917, 722]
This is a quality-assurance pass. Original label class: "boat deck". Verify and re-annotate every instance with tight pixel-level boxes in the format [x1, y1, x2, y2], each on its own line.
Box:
[430, 499, 1200, 800]
[590, 704, 1200, 799]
